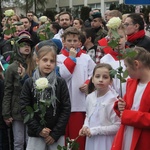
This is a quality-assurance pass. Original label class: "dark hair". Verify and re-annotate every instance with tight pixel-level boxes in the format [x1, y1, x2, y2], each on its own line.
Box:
[88, 63, 113, 94]
[27, 11, 34, 15]
[127, 13, 144, 30]
[51, 22, 61, 33]
[124, 46, 150, 69]
[20, 16, 30, 22]
[80, 31, 86, 46]
[84, 28, 96, 43]
[58, 11, 72, 21]
[74, 18, 84, 26]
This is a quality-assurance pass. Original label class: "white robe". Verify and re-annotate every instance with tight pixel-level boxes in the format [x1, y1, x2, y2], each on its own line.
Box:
[100, 54, 127, 96]
[84, 89, 120, 150]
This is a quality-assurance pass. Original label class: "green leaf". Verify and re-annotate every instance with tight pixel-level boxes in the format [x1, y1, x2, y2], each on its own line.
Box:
[110, 69, 117, 78]
[117, 66, 123, 73]
[3, 29, 12, 35]
[26, 106, 34, 113]
[108, 39, 119, 49]
[123, 70, 128, 78]
[11, 26, 16, 33]
[111, 29, 120, 39]
[30, 112, 34, 119]
[24, 114, 30, 123]
[123, 48, 137, 59]
[33, 103, 38, 110]
[39, 34, 47, 41]
[13, 22, 23, 26]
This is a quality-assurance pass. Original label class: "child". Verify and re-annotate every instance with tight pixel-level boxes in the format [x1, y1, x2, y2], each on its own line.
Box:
[79, 63, 120, 150]
[19, 42, 71, 150]
[99, 24, 127, 96]
[112, 47, 150, 150]
[57, 27, 96, 150]
[2, 35, 35, 150]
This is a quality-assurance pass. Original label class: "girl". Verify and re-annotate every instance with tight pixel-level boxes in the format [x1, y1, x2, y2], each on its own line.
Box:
[112, 47, 150, 150]
[20, 43, 71, 150]
[2, 35, 35, 150]
[79, 63, 120, 150]
[99, 24, 127, 96]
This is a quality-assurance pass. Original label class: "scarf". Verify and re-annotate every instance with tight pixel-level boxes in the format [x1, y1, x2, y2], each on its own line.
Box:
[32, 68, 57, 116]
[127, 30, 145, 42]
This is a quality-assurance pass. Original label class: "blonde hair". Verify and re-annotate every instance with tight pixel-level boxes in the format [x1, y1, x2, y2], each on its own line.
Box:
[36, 45, 57, 62]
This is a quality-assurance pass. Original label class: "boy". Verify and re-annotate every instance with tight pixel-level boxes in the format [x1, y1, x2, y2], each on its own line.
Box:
[57, 27, 95, 150]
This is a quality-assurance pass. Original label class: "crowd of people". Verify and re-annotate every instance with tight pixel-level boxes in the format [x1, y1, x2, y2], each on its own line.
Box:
[0, 8, 150, 150]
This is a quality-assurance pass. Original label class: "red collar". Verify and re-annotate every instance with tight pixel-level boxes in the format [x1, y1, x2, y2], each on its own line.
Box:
[61, 48, 86, 57]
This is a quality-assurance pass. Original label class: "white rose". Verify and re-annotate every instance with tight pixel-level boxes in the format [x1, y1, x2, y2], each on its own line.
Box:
[4, 9, 15, 17]
[35, 77, 48, 90]
[39, 16, 48, 23]
[11, 41, 14, 45]
[106, 17, 122, 29]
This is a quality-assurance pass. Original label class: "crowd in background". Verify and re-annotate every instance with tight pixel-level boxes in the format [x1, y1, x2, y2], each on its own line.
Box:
[0, 8, 150, 150]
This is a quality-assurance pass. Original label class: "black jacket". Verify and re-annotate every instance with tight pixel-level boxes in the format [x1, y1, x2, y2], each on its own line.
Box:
[20, 76, 71, 141]
[126, 35, 150, 52]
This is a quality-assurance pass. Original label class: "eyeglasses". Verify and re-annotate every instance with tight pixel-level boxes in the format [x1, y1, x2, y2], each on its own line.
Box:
[123, 23, 134, 27]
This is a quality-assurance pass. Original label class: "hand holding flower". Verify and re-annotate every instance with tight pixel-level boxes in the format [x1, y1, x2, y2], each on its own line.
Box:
[118, 97, 126, 117]
[79, 126, 91, 137]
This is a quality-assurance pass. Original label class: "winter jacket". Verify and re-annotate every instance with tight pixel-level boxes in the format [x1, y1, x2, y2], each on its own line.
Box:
[20, 77, 71, 141]
[126, 35, 150, 52]
[2, 60, 27, 121]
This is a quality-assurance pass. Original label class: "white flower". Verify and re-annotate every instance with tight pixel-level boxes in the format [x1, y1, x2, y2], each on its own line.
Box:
[10, 40, 14, 45]
[106, 17, 122, 29]
[39, 16, 48, 23]
[4, 9, 15, 17]
[35, 77, 48, 90]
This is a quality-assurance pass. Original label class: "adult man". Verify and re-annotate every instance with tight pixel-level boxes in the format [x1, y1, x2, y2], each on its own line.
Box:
[20, 17, 40, 46]
[91, 12, 107, 45]
[26, 11, 39, 30]
[53, 12, 72, 41]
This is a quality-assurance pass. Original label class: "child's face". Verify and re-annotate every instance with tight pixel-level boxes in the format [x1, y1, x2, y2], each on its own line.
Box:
[92, 67, 112, 92]
[36, 51, 56, 77]
[118, 29, 126, 50]
[63, 34, 81, 50]
[124, 60, 137, 79]
[19, 42, 31, 55]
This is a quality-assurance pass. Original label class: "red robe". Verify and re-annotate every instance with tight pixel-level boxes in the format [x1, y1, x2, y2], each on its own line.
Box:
[112, 78, 150, 150]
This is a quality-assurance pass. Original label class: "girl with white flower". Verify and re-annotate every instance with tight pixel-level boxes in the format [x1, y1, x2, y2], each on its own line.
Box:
[20, 42, 71, 150]
[98, 18, 128, 96]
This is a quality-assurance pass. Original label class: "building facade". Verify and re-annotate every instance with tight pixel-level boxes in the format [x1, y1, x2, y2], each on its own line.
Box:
[46, 0, 124, 16]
